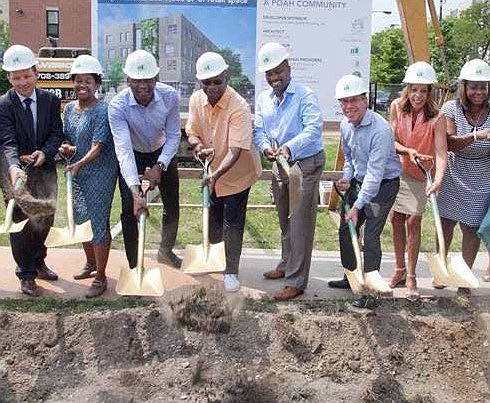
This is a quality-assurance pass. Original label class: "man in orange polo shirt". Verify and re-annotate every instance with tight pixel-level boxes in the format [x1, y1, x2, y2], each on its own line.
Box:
[186, 52, 262, 292]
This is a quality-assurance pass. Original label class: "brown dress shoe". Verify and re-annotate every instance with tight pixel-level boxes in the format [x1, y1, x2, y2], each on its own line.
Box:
[37, 265, 58, 281]
[263, 269, 285, 280]
[157, 250, 182, 268]
[86, 278, 108, 299]
[20, 279, 39, 297]
[73, 263, 97, 280]
[273, 286, 304, 301]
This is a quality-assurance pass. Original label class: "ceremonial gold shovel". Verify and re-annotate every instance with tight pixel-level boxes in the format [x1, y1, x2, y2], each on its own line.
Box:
[116, 179, 165, 296]
[45, 151, 93, 247]
[0, 177, 28, 233]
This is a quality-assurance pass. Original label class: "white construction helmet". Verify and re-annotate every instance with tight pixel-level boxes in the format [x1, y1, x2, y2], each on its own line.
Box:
[123, 49, 159, 79]
[258, 42, 289, 73]
[2, 44, 37, 72]
[403, 61, 437, 84]
[458, 58, 490, 81]
[335, 74, 368, 99]
[70, 55, 104, 77]
[195, 52, 228, 80]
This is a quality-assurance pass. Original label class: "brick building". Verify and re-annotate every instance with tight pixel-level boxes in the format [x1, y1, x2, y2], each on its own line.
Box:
[9, 0, 91, 54]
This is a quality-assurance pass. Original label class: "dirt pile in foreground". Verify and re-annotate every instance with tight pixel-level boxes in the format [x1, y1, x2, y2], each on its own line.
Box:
[0, 290, 488, 403]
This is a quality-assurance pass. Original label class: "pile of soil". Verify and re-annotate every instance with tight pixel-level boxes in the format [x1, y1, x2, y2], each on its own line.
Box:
[0, 290, 488, 403]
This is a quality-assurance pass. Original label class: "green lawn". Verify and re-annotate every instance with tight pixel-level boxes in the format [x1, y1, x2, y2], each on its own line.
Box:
[0, 141, 466, 253]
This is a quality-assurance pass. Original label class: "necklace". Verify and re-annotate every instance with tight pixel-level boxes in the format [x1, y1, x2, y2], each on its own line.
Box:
[466, 107, 487, 134]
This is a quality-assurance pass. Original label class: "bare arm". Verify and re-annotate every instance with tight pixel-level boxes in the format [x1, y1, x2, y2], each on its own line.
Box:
[66, 142, 103, 176]
[446, 116, 490, 151]
[427, 115, 447, 195]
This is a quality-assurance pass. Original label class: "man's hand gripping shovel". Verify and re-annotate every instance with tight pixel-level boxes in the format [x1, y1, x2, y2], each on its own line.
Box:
[45, 146, 93, 247]
[0, 161, 30, 233]
[415, 156, 478, 289]
[116, 179, 165, 296]
[181, 148, 226, 274]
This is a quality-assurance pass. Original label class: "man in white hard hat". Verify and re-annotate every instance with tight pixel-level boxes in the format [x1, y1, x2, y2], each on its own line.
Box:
[330, 74, 401, 309]
[186, 52, 261, 292]
[0, 44, 63, 296]
[108, 49, 182, 269]
[254, 42, 325, 301]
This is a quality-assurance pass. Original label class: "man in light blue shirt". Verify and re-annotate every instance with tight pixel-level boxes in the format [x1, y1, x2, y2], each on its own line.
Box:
[329, 74, 401, 309]
[254, 42, 325, 301]
[108, 50, 182, 268]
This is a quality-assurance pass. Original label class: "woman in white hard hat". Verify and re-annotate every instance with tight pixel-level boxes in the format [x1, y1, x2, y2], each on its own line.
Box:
[387, 61, 447, 301]
[437, 58, 490, 296]
[58, 55, 118, 298]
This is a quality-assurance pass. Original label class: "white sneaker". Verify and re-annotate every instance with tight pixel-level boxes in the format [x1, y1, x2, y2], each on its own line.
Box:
[224, 274, 240, 293]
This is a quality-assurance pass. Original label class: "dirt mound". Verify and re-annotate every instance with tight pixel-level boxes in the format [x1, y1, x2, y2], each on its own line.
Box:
[0, 294, 488, 403]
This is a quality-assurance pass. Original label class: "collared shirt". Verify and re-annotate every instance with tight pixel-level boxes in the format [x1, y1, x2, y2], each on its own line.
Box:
[186, 86, 261, 197]
[16, 90, 37, 133]
[341, 109, 401, 210]
[108, 82, 181, 187]
[254, 79, 323, 161]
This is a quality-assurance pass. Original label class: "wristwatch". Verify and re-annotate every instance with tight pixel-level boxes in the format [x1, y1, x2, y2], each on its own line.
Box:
[155, 161, 167, 172]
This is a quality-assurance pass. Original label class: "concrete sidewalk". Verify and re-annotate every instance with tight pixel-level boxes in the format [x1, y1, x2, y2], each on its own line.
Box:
[0, 246, 488, 300]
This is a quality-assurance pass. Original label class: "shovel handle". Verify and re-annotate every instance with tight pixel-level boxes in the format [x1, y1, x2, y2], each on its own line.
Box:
[276, 154, 291, 176]
[136, 211, 146, 270]
[65, 170, 75, 238]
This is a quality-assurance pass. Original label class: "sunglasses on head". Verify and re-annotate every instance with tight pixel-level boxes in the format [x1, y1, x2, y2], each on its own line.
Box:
[202, 78, 224, 86]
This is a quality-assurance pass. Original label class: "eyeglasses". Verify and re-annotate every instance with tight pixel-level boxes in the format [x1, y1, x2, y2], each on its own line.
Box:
[201, 78, 224, 86]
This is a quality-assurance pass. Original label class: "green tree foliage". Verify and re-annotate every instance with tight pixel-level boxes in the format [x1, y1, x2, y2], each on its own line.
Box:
[0, 20, 10, 95]
[216, 48, 254, 97]
[370, 27, 408, 84]
[140, 18, 159, 60]
[107, 57, 124, 91]
[453, 1, 489, 62]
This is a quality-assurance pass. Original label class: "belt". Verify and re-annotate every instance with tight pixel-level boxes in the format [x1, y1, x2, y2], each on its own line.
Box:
[353, 177, 399, 185]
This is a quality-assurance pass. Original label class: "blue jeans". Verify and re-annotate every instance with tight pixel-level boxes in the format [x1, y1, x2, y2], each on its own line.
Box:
[209, 187, 250, 275]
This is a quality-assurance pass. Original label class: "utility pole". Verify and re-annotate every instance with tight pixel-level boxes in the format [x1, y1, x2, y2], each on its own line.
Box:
[439, 0, 445, 23]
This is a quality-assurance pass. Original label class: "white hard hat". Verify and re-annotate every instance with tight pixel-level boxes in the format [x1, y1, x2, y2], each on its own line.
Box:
[403, 61, 437, 84]
[335, 74, 368, 99]
[70, 55, 104, 77]
[458, 58, 490, 81]
[2, 44, 37, 72]
[195, 52, 228, 80]
[123, 49, 159, 79]
[258, 42, 289, 73]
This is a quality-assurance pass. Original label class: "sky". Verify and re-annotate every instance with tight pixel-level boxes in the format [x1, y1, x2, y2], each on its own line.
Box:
[371, 0, 476, 33]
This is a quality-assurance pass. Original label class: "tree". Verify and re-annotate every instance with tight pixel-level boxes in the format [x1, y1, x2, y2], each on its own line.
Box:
[140, 18, 159, 60]
[107, 57, 124, 91]
[216, 48, 254, 97]
[0, 20, 10, 95]
[370, 27, 408, 84]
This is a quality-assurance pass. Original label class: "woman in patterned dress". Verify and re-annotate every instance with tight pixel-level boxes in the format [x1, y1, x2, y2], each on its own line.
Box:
[387, 62, 447, 300]
[438, 59, 490, 296]
[58, 55, 118, 298]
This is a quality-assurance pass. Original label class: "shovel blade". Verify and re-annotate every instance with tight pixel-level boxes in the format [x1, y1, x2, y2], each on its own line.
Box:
[446, 255, 479, 289]
[344, 268, 365, 294]
[182, 242, 226, 274]
[365, 271, 392, 295]
[45, 220, 93, 247]
[289, 162, 303, 215]
[428, 254, 452, 286]
[0, 218, 28, 234]
[116, 265, 164, 296]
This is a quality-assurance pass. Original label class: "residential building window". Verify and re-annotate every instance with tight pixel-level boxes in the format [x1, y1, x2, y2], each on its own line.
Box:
[168, 24, 177, 35]
[125, 32, 130, 41]
[46, 9, 59, 38]
[108, 49, 115, 59]
[105, 35, 113, 44]
[167, 59, 177, 71]
[164, 43, 175, 55]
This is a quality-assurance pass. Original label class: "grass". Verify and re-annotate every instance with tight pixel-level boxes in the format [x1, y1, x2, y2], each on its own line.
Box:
[0, 139, 468, 252]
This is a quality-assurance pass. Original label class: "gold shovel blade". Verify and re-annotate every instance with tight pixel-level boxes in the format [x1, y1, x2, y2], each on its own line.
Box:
[116, 265, 164, 296]
[446, 255, 479, 289]
[344, 268, 365, 294]
[0, 218, 28, 234]
[289, 162, 303, 215]
[428, 254, 452, 287]
[364, 271, 393, 295]
[182, 241, 226, 274]
[45, 220, 93, 247]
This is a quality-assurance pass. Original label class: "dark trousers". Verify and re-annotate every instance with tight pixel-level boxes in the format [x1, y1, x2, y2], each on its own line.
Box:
[339, 177, 399, 273]
[8, 168, 57, 280]
[209, 187, 250, 275]
[118, 151, 179, 268]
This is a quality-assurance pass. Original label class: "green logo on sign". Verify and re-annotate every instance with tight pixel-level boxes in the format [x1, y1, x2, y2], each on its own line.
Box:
[138, 64, 144, 71]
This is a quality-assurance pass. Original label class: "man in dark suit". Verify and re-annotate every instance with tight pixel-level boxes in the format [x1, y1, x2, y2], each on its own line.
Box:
[0, 45, 63, 296]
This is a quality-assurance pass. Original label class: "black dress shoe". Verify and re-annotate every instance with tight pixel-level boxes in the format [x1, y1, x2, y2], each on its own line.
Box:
[352, 295, 381, 310]
[37, 265, 59, 281]
[157, 250, 182, 268]
[328, 276, 351, 289]
[20, 279, 39, 297]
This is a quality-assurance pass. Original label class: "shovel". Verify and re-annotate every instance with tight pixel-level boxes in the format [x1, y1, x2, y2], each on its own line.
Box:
[415, 157, 479, 288]
[271, 140, 303, 216]
[0, 177, 29, 233]
[116, 179, 164, 296]
[45, 151, 93, 247]
[182, 148, 226, 274]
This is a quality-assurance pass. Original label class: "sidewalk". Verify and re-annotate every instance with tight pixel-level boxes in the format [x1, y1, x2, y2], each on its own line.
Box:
[0, 246, 488, 300]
